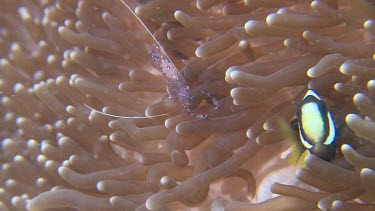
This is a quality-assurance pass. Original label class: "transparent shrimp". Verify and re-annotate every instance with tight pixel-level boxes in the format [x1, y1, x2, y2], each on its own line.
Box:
[85, 0, 220, 119]
[151, 45, 220, 119]
[121, 0, 220, 118]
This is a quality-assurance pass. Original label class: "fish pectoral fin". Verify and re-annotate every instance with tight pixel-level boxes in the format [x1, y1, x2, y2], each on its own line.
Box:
[276, 117, 308, 166]
[287, 147, 309, 167]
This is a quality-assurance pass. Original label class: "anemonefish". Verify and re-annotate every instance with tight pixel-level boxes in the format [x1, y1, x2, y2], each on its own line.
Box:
[295, 89, 337, 161]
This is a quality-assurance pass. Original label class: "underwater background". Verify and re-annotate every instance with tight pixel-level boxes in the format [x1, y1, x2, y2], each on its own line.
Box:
[0, 0, 375, 210]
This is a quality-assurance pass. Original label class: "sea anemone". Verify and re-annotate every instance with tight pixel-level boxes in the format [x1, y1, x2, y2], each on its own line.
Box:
[0, 0, 374, 210]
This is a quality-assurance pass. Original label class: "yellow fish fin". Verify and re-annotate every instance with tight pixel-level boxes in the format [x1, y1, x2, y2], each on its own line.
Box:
[276, 117, 308, 167]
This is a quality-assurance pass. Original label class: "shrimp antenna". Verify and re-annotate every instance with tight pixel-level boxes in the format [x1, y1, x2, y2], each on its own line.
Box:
[84, 103, 172, 119]
[118, 0, 184, 79]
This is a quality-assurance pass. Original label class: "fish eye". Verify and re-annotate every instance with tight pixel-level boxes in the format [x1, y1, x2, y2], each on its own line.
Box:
[290, 118, 299, 131]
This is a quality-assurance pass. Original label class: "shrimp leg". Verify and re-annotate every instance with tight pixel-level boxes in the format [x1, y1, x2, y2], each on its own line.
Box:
[201, 90, 220, 111]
